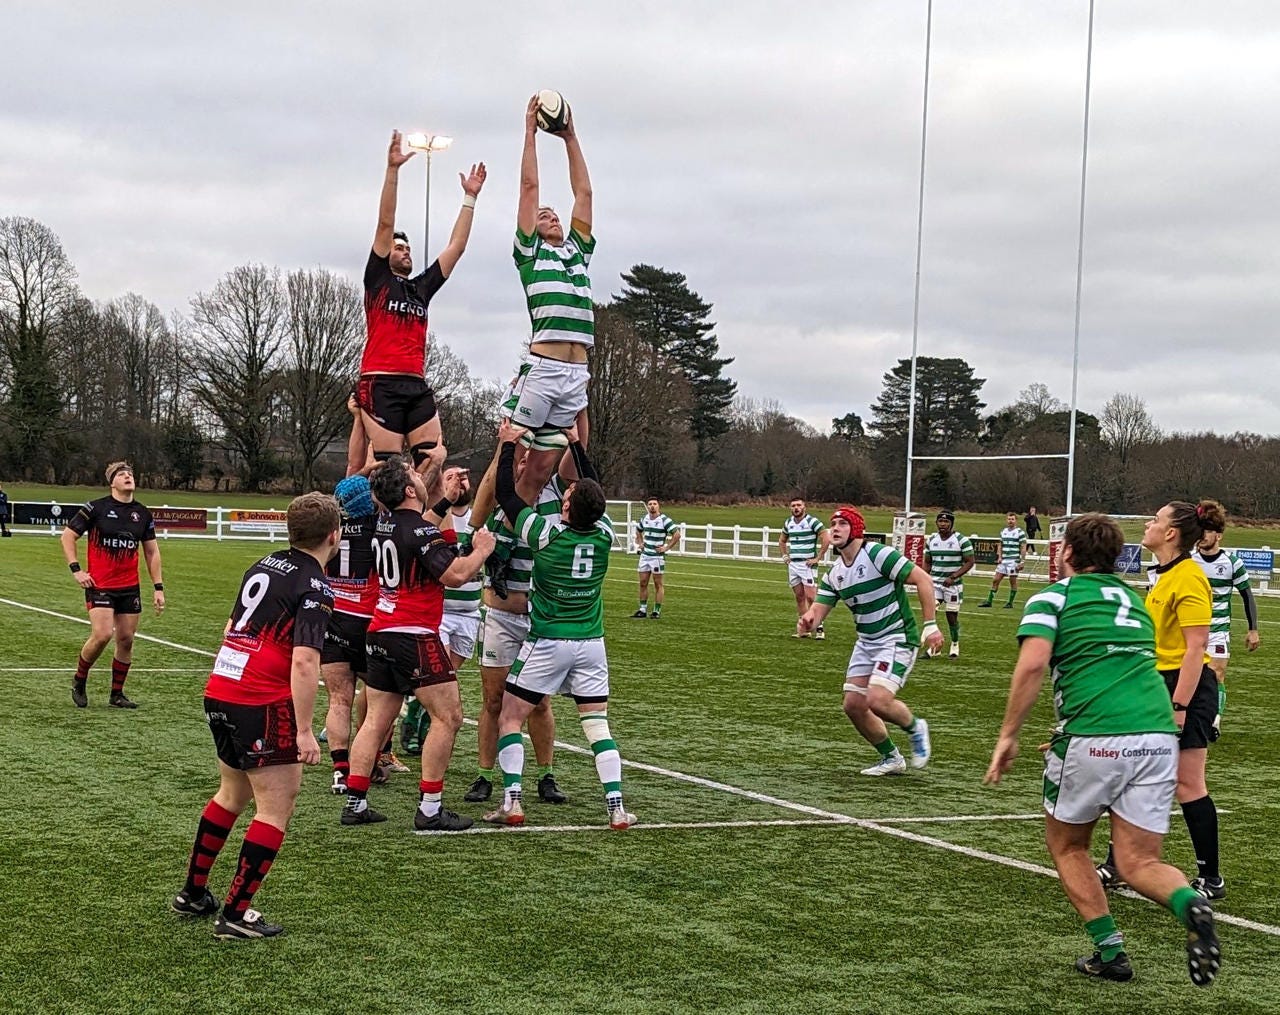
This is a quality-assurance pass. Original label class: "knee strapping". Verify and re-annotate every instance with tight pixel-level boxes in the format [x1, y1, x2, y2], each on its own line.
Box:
[410, 441, 439, 467]
[580, 713, 615, 752]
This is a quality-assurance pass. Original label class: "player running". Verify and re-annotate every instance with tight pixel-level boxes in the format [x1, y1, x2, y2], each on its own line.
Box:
[171, 492, 340, 939]
[320, 475, 380, 794]
[631, 498, 680, 619]
[798, 506, 941, 775]
[340, 457, 495, 832]
[1191, 500, 1260, 732]
[61, 461, 165, 709]
[779, 497, 830, 639]
[981, 512, 1028, 608]
[924, 510, 974, 658]
[483, 419, 635, 829]
[354, 130, 486, 471]
[985, 513, 1220, 986]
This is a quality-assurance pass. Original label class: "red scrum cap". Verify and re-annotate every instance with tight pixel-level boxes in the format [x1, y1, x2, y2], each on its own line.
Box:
[830, 505, 865, 538]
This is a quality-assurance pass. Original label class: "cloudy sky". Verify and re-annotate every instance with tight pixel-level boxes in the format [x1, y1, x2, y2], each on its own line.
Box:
[4, 2, 1278, 436]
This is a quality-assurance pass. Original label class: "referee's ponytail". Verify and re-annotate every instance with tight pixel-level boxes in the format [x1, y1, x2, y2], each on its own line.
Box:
[1166, 501, 1206, 552]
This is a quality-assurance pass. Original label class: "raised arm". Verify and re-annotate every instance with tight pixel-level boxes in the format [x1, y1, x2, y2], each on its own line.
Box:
[496, 419, 532, 521]
[435, 162, 486, 278]
[555, 108, 592, 238]
[517, 95, 540, 238]
[375, 130, 416, 256]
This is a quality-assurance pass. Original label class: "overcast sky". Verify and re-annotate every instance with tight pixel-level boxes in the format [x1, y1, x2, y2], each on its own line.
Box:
[4, 2, 1278, 436]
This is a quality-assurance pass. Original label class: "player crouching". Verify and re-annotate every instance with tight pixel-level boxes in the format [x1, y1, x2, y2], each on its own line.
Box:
[171, 493, 340, 939]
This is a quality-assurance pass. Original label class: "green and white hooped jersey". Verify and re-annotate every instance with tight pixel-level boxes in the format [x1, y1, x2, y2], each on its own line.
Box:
[1017, 574, 1178, 738]
[636, 513, 677, 557]
[443, 507, 481, 615]
[487, 476, 568, 597]
[926, 532, 973, 584]
[816, 541, 919, 646]
[1000, 526, 1027, 561]
[782, 514, 825, 562]
[513, 226, 596, 348]
[1192, 548, 1251, 635]
[516, 510, 614, 640]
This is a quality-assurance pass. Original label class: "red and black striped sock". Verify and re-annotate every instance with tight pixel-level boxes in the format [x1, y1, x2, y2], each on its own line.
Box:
[110, 658, 131, 693]
[74, 655, 92, 684]
[330, 748, 350, 777]
[183, 800, 238, 895]
[223, 819, 284, 918]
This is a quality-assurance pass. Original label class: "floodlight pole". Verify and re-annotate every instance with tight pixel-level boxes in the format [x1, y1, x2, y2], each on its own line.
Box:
[1066, 0, 1096, 516]
[904, 0, 934, 513]
[423, 149, 433, 258]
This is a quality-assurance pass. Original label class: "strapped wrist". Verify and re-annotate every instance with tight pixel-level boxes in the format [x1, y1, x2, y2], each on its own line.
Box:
[69, 562, 82, 574]
[461, 194, 477, 209]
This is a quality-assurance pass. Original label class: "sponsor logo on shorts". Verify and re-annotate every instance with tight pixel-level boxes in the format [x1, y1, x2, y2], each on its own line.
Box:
[1088, 745, 1174, 759]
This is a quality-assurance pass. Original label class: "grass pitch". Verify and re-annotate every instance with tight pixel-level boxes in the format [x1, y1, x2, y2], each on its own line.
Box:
[2, 532, 1279, 1014]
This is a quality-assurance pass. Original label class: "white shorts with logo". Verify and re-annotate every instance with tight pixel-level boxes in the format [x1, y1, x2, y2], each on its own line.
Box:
[637, 554, 665, 574]
[843, 640, 918, 695]
[479, 607, 531, 669]
[508, 636, 609, 700]
[438, 610, 480, 661]
[1043, 732, 1178, 833]
[934, 582, 963, 609]
[995, 559, 1021, 577]
[500, 356, 590, 430]
[787, 561, 817, 588]
[1207, 631, 1230, 659]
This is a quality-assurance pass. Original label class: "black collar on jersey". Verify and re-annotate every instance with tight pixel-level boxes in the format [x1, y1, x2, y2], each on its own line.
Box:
[1151, 551, 1191, 575]
[1196, 548, 1225, 563]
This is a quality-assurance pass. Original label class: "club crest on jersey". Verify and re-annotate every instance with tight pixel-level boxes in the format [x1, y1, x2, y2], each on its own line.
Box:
[130, 511, 140, 522]
[310, 577, 327, 591]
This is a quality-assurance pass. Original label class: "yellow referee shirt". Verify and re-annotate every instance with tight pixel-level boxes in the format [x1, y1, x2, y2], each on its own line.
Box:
[1145, 554, 1212, 670]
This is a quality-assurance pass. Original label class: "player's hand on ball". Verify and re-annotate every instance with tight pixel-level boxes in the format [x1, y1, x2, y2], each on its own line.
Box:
[525, 94, 540, 134]
[297, 729, 321, 766]
[983, 736, 1020, 784]
[460, 162, 486, 197]
[387, 130, 416, 168]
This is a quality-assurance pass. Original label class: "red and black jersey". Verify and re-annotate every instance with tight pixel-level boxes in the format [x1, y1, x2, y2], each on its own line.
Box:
[66, 496, 156, 591]
[325, 513, 380, 618]
[367, 508, 458, 635]
[359, 249, 447, 376]
[205, 548, 334, 706]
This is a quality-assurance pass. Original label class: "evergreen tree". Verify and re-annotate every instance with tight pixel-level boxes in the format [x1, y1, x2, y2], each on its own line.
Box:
[615, 264, 736, 462]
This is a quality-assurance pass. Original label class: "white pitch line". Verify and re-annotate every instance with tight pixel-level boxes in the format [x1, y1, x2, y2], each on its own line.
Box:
[0, 598, 216, 657]
[604, 577, 714, 591]
[0, 666, 209, 673]
[412, 817, 846, 836]
[875, 813, 1046, 824]
[6, 599, 1278, 939]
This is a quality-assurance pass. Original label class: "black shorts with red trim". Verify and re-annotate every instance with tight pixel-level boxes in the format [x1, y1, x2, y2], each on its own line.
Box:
[356, 374, 437, 436]
[365, 630, 456, 695]
[204, 696, 300, 770]
[85, 585, 142, 615]
[321, 610, 371, 671]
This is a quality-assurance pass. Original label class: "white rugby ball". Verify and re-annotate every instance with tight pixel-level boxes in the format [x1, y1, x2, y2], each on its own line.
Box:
[536, 90, 571, 133]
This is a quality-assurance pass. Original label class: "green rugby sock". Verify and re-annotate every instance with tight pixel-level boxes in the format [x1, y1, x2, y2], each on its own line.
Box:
[1006, 589, 1016, 605]
[477, 766, 495, 780]
[1085, 915, 1125, 962]
[984, 590, 995, 605]
[1218, 683, 1226, 716]
[947, 615, 960, 640]
[1169, 886, 1200, 929]
[538, 764, 553, 778]
[872, 738, 897, 759]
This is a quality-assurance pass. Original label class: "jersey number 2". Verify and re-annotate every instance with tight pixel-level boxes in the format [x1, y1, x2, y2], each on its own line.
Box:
[1100, 586, 1142, 628]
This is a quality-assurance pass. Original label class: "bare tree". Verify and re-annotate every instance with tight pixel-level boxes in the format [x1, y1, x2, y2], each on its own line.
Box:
[1013, 382, 1066, 422]
[280, 268, 362, 491]
[190, 265, 286, 491]
[0, 217, 79, 477]
[1100, 392, 1161, 466]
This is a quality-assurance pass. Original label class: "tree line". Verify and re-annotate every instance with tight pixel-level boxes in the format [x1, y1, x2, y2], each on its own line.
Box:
[4, 215, 1269, 516]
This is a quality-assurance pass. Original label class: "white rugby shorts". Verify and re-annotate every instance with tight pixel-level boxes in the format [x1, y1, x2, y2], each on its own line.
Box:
[843, 640, 918, 695]
[933, 582, 963, 608]
[995, 559, 1021, 577]
[1043, 733, 1178, 833]
[438, 611, 480, 662]
[787, 561, 817, 588]
[508, 636, 609, 700]
[500, 357, 589, 430]
[1207, 630, 1230, 659]
[479, 607, 531, 669]
[637, 555, 665, 574]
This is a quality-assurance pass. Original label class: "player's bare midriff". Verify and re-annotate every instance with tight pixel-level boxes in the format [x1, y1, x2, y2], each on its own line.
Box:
[530, 340, 589, 364]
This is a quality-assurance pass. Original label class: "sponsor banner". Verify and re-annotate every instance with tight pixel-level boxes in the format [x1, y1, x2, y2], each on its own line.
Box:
[152, 507, 208, 530]
[1234, 548, 1274, 576]
[229, 508, 288, 533]
[864, 531, 888, 544]
[972, 537, 1001, 566]
[12, 502, 84, 526]
[1115, 543, 1145, 575]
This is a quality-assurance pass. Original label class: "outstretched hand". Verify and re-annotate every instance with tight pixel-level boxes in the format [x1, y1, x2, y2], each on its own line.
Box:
[983, 736, 1020, 785]
[388, 130, 416, 169]
[498, 418, 527, 446]
[460, 162, 487, 197]
[525, 94, 540, 135]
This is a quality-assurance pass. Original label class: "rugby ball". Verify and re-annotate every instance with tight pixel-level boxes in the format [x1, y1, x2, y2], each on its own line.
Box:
[536, 90, 571, 133]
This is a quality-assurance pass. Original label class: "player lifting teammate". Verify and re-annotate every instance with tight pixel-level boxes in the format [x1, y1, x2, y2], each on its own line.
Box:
[779, 497, 829, 639]
[61, 461, 165, 709]
[172, 493, 340, 939]
[354, 130, 486, 471]
[340, 457, 495, 832]
[924, 510, 974, 658]
[981, 512, 1027, 608]
[470, 94, 595, 579]
[986, 513, 1219, 986]
[484, 419, 635, 829]
[798, 507, 940, 775]
[632, 498, 680, 619]
[1191, 500, 1260, 732]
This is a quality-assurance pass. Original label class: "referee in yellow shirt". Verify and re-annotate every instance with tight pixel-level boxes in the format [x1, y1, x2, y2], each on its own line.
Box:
[1098, 500, 1225, 899]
